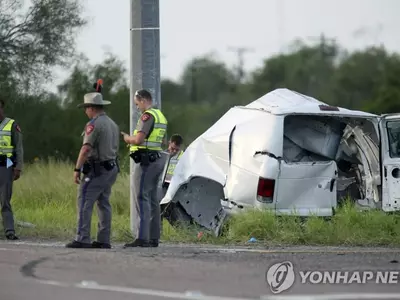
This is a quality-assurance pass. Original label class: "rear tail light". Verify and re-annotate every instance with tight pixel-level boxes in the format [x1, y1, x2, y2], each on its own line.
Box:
[257, 177, 275, 203]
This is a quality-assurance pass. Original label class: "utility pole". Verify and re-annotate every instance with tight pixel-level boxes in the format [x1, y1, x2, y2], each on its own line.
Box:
[227, 47, 253, 82]
[277, 0, 284, 52]
[130, 0, 161, 235]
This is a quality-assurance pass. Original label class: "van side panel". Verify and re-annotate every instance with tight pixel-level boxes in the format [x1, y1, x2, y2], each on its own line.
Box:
[225, 113, 283, 207]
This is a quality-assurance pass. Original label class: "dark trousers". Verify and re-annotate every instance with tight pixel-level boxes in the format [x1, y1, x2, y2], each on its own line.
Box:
[132, 156, 165, 241]
[0, 167, 14, 234]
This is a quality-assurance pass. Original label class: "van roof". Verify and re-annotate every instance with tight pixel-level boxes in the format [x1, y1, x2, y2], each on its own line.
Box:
[242, 88, 378, 118]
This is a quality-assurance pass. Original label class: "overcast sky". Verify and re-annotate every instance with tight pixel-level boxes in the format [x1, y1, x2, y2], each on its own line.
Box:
[49, 0, 399, 91]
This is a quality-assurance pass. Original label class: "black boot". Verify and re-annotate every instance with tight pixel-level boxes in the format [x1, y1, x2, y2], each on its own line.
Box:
[123, 239, 150, 248]
[65, 240, 92, 248]
[92, 241, 111, 249]
[5, 232, 19, 240]
[149, 239, 159, 247]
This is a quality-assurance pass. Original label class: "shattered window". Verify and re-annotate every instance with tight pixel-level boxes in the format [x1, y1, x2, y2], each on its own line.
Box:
[386, 121, 400, 158]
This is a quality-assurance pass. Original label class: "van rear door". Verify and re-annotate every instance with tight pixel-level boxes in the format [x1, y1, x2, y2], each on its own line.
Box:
[274, 160, 337, 216]
[378, 115, 400, 211]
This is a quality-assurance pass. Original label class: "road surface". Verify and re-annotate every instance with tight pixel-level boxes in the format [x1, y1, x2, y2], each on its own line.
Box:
[0, 240, 400, 300]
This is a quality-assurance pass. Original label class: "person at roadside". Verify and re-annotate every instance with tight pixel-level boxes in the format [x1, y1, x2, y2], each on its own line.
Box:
[160, 134, 184, 194]
[157, 134, 184, 233]
[122, 89, 168, 248]
[0, 98, 23, 240]
[66, 80, 120, 249]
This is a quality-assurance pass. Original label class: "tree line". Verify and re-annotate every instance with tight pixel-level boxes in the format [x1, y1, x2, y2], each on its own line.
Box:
[1, 1, 400, 168]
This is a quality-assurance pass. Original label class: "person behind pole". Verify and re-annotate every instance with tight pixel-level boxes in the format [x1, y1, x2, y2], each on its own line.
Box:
[0, 98, 23, 240]
[121, 89, 167, 248]
[161, 134, 184, 189]
[158, 134, 184, 234]
[66, 79, 120, 249]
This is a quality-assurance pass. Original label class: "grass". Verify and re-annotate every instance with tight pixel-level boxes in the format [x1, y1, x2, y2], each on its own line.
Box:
[6, 159, 400, 247]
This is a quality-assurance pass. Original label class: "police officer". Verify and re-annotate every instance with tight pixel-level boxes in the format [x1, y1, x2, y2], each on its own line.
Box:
[66, 80, 120, 249]
[158, 134, 184, 234]
[161, 134, 184, 189]
[122, 89, 167, 248]
[0, 98, 23, 240]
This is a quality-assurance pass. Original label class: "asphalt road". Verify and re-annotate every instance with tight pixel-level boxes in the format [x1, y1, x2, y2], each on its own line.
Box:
[0, 240, 400, 300]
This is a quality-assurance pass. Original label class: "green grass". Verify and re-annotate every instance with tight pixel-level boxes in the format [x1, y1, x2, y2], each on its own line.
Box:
[6, 159, 400, 247]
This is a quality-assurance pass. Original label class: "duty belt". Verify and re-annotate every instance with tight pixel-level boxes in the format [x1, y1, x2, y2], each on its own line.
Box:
[0, 155, 14, 167]
[82, 159, 117, 175]
[129, 150, 161, 165]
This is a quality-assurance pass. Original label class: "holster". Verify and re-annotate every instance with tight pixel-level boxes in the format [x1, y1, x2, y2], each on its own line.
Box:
[100, 160, 116, 171]
[82, 161, 93, 175]
[83, 160, 116, 177]
[129, 151, 160, 166]
[148, 152, 159, 162]
[129, 152, 142, 164]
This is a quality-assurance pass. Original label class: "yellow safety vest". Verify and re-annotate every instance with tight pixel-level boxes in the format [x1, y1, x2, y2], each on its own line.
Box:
[130, 108, 167, 153]
[164, 150, 184, 183]
[0, 118, 14, 158]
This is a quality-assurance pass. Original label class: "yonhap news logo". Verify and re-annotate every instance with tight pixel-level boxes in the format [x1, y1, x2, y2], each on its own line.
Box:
[265, 261, 295, 294]
[265, 261, 400, 294]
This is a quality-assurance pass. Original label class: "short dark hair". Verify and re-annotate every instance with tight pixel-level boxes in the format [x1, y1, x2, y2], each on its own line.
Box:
[170, 134, 183, 146]
[85, 104, 104, 110]
[0, 99, 4, 108]
[135, 89, 152, 101]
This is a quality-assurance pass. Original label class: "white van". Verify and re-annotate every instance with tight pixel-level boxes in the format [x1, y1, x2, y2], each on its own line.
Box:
[160, 88, 400, 235]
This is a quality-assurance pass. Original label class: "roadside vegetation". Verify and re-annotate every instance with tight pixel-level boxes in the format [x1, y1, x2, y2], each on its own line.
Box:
[6, 160, 400, 247]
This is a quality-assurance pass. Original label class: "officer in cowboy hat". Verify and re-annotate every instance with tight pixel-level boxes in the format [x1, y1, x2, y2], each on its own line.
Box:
[66, 79, 120, 249]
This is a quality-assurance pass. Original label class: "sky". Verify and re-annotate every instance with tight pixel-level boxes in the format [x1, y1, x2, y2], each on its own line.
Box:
[49, 0, 400, 92]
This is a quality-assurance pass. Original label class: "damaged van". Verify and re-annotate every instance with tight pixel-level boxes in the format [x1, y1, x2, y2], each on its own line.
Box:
[160, 88, 400, 236]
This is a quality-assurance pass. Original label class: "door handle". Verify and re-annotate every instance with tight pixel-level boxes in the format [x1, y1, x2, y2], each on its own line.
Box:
[330, 178, 336, 192]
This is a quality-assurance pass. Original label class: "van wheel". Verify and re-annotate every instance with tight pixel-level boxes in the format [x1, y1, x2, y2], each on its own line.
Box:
[162, 202, 192, 226]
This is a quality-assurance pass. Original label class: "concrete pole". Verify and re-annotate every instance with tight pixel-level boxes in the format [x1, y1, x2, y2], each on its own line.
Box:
[129, 0, 161, 235]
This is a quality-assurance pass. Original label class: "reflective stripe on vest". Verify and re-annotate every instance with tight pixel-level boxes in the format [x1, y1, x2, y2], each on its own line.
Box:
[0, 118, 15, 157]
[164, 150, 184, 183]
[130, 108, 167, 152]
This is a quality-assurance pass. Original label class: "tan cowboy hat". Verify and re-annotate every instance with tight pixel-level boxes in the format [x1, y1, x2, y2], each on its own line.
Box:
[77, 92, 111, 108]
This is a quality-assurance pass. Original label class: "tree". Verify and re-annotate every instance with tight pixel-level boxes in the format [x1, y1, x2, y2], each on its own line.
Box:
[57, 59, 91, 108]
[4, 32, 400, 163]
[362, 52, 400, 114]
[56, 54, 131, 162]
[331, 46, 391, 109]
[0, 0, 87, 91]
[180, 53, 236, 103]
[250, 35, 340, 103]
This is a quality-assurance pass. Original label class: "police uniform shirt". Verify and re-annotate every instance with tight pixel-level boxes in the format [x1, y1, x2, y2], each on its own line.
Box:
[136, 112, 156, 141]
[0, 118, 23, 170]
[83, 112, 119, 161]
[163, 150, 183, 183]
